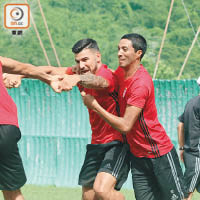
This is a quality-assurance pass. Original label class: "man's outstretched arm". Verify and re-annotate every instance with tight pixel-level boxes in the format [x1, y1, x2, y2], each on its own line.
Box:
[2, 62, 110, 91]
[61, 73, 109, 90]
[1, 56, 54, 81]
[0, 56, 63, 92]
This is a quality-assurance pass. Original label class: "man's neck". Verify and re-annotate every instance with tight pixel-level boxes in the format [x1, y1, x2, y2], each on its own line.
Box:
[124, 61, 141, 79]
[94, 62, 103, 74]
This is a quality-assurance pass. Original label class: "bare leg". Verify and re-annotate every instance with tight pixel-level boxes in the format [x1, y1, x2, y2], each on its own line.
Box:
[82, 186, 99, 200]
[94, 172, 125, 200]
[2, 189, 24, 200]
[186, 192, 193, 200]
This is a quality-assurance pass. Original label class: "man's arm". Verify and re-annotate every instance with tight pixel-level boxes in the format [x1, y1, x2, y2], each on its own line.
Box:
[1, 56, 53, 82]
[2, 65, 82, 91]
[32, 66, 109, 90]
[37, 66, 68, 75]
[79, 74, 109, 89]
[21, 65, 109, 90]
[81, 92, 142, 134]
[62, 73, 109, 89]
[3, 73, 24, 88]
[37, 65, 79, 75]
[177, 122, 185, 162]
[3, 61, 110, 90]
[3, 65, 71, 88]
[0, 56, 63, 92]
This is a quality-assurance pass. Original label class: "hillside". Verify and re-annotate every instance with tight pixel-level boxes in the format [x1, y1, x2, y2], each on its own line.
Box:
[0, 0, 199, 79]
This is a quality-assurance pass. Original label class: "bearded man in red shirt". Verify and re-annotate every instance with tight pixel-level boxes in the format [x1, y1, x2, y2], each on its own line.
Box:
[81, 33, 188, 200]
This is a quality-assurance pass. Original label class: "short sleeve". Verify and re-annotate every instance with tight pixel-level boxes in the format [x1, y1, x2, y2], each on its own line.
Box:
[127, 82, 149, 109]
[65, 67, 74, 75]
[98, 68, 116, 93]
[178, 113, 184, 123]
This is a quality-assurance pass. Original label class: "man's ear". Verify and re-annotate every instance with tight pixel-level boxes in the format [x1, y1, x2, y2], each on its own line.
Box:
[136, 50, 143, 59]
[96, 52, 101, 63]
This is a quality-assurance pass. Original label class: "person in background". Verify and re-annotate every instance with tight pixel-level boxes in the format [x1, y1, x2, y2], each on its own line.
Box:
[177, 77, 200, 200]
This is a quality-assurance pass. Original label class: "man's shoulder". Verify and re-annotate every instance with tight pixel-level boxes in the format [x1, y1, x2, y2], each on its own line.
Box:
[133, 67, 153, 88]
[184, 96, 200, 117]
[186, 96, 200, 107]
[139, 65, 152, 79]
[97, 64, 117, 82]
[97, 64, 113, 74]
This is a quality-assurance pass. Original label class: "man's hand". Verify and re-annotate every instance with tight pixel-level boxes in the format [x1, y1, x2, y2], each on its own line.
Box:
[60, 74, 80, 91]
[81, 91, 98, 110]
[49, 75, 64, 93]
[3, 73, 23, 89]
[71, 65, 80, 74]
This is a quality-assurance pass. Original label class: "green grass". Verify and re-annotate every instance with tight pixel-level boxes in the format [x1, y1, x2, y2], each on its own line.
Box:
[0, 185, 200, 199]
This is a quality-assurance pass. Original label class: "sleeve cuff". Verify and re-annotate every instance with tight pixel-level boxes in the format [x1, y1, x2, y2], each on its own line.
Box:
[65, 67, 73, 75]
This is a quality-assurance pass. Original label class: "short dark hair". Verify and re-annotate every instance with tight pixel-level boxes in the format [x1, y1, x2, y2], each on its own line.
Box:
[72, 38, 99, 54]
[121, 33, 147, 60]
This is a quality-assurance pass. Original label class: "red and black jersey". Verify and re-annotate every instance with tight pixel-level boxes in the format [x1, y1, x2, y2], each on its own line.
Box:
[0, 62, 19, 127]
[115, 65, 173, 158]
[67, 64, 123, 144]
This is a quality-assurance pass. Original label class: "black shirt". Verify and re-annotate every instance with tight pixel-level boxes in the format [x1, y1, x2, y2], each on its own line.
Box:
[179, 95, 200, 157]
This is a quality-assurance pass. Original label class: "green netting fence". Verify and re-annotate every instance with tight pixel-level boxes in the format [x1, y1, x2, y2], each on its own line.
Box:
[8, 79, 200, 189]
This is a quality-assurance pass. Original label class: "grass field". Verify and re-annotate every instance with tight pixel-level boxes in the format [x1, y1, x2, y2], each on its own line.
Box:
[0, 185, 200, 199]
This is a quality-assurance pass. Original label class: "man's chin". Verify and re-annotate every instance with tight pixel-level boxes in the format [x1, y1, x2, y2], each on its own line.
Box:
[119, 64, 125, 68]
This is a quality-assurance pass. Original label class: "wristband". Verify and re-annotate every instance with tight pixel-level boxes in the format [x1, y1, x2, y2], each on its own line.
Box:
[179, 147, 184, 150]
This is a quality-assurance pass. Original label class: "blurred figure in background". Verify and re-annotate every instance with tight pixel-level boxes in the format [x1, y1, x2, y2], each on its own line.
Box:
[177, 77, 200, 200]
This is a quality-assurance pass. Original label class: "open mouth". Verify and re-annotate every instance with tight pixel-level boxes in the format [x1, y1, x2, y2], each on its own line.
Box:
[80, 70, 90, 74]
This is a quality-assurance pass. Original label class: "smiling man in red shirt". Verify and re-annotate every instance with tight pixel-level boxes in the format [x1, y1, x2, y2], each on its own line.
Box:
[81, 33, 187, 200]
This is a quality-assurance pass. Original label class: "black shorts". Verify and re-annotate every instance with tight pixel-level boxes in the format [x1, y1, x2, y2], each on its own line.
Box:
[78, 141, 130, 190]
[130, 147, 187, 200]
[183, 151, 200, 193]
[0, 125, 27, 190]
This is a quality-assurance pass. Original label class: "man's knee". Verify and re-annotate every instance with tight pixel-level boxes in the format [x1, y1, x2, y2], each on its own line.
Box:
[82, 192, 92, 200]
[93, 172, 116, 199]
[2, 189, 24, 200]
[93, 186, 110, 200]
[82, 186, 97, 200]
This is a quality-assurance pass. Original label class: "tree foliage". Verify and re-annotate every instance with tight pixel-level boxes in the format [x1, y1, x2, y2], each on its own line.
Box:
[0, 0, 199, 79]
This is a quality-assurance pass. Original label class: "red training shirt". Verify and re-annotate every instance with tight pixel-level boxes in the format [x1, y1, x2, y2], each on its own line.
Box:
[115, 65, 173, 158]
[66, 64, 123, 144]
[0, 62, 19, 127]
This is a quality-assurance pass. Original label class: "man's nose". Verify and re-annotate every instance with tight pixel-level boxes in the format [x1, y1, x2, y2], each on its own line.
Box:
[118, 49, 122, 57]
[79, 62, 85, 69]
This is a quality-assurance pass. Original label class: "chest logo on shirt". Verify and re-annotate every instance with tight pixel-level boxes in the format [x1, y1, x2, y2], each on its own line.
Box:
[122, 88, 127, 98]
